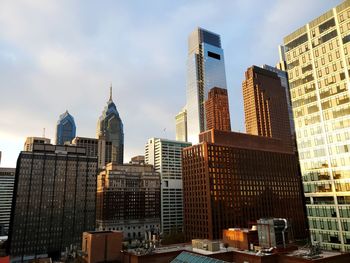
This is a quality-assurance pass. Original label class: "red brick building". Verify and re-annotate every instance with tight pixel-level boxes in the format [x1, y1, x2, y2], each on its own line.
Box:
[182, 129, 307, 240]
[81, 231, 123, 263]
[205, 87, 231, 132]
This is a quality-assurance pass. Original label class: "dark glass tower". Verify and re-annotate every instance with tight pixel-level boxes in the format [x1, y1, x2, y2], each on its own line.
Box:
[96, 86, 124, 164]
[186, 27, 227, 143]
[55, 110, 76, 145]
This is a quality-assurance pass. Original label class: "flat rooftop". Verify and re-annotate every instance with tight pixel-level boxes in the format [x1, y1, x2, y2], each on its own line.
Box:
[127, 241, 347, 261]
[199, 129, 292, 154]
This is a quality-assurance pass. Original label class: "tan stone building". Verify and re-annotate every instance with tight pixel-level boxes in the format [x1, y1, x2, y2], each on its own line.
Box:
[96, 163, 160, 240]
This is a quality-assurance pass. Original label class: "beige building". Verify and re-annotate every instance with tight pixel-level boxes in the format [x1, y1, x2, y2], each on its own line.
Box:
[96, 163, 161, 240]
[283, 0, 350, 251]
[71, 136, 112, 170]
[23, 137, 50, 151]
[175, 108, 188, 142]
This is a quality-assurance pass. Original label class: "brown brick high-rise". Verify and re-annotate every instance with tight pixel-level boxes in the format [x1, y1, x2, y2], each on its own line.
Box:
[242, 66, 292, 150]
[205, 87, 231, 131]
[182, 129, 307, 241]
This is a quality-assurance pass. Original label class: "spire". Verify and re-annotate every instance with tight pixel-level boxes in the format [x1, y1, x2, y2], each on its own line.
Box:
[109, 83, 113, 102]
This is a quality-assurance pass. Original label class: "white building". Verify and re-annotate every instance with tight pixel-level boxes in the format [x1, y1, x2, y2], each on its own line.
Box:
[145, 138, 191, 234]
[0, 167, 15, 236]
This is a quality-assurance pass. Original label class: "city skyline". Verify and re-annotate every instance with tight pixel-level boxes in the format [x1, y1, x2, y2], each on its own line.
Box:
[0, 0, 341, 167]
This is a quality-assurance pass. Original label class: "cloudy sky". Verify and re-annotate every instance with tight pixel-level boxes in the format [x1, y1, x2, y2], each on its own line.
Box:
[0, 0, 341, 167]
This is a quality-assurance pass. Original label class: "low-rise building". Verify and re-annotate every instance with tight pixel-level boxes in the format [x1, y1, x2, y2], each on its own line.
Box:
[81, 231, 123, 263]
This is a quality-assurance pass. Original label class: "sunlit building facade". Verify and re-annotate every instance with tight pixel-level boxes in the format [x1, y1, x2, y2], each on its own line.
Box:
[175, 108, 188, 142]
[242, 66, 293, 152]
[262, 64, 296, 141]
[96, 87, 124, 164]
[182, 129, 307, 240]
[186, 27, 227, 143]
[283, 0, 350, 251]
[204, 87, 231, 132]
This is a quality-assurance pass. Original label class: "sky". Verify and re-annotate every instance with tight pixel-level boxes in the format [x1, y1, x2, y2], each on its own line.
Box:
[0, 0, 342, 167]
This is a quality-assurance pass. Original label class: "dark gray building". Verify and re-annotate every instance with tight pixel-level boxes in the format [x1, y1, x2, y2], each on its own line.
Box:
[8, 143, 97, 261]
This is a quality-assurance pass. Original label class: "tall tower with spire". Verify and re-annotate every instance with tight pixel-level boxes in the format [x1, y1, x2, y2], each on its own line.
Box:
[96, 85, 124, 164]
[55, 110, 76, 145]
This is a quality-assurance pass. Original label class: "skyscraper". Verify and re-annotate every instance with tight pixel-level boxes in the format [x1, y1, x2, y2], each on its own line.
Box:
[145, 138, 191, 234]
[96, 86, 124, 164]
[283, 0, 350, 251]
[242, 66, 293, 151]
[8, 143, 97, 260]
[175, 108, 188, 142]
[262, 64, 296, 141]
[186, 27, 227, 143]
[0, 167, 15, 236]
[55, 110, 76, 145]
[204, 87, 231, 131]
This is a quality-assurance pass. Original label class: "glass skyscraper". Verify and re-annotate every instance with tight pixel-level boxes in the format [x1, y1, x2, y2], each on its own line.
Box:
[96, 87, 124, 164]
[55, 110, 76, 145]
[284, 0, 350, 251]
[186, 27, 227, 143]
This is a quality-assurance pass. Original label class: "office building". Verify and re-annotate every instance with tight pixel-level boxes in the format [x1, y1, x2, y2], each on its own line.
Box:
[24, 137, 50, 151]
[96, 87, 124, 164]
[55, 110, 76, 145]
[8, 143, 97, 260]
[145, 138, 191, 234]
[262, 64, 296, 141]
[204, 87, 231, 131]
[175, 108, 188, 142]
[186, 27, 227, 143]
[283, 0, 350, 251]
[182, 129, 307, 240]
[0, 168, 15, 236]
[71, 136, 112, 170]
[96, 163, 160, 240]
[242, 66, 293, 151]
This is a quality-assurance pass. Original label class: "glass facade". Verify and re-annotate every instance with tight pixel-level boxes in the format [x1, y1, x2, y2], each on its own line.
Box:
[283, 0, 350, 251]
[175, 108, 188, 142]
[186, 28, 227, 143]
[55, 111, 76, 145]
[96, 89, 124, 164]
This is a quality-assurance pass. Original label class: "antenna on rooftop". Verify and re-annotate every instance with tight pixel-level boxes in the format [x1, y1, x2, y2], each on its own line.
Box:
[43, 128, 46, 138]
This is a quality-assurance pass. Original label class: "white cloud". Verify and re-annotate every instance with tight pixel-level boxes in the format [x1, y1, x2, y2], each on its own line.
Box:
[0, 0, 343, 167]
